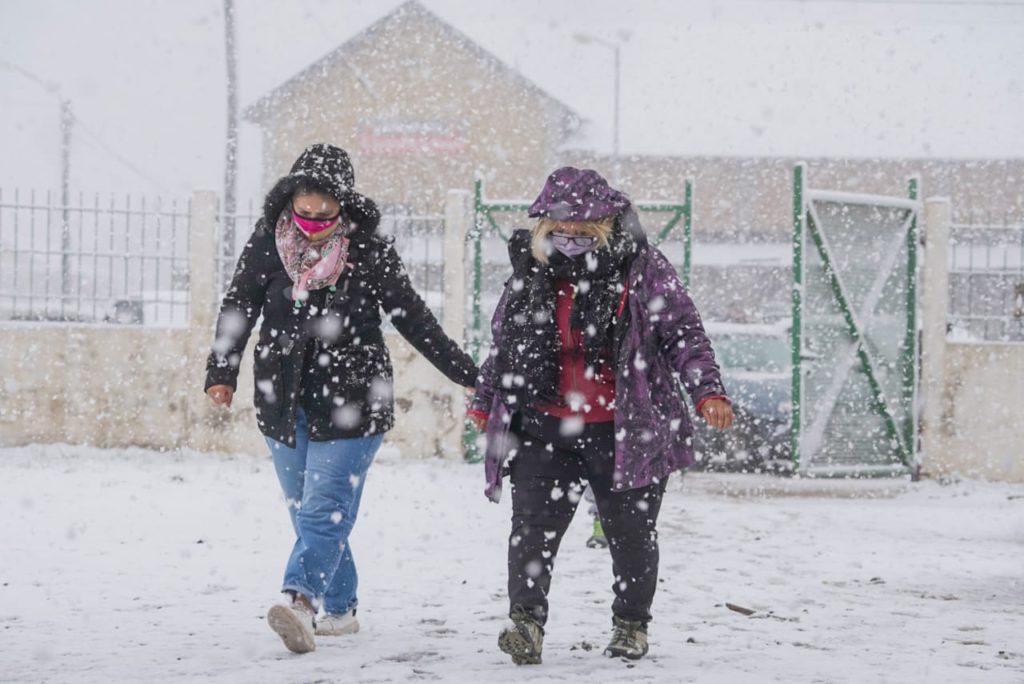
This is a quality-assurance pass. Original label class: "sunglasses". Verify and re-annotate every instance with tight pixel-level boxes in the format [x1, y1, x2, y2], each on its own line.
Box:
[550, 232, 598, 248]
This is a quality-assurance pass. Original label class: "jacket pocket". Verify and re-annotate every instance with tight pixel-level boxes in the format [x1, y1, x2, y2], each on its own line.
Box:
[253, 341, 286, 417]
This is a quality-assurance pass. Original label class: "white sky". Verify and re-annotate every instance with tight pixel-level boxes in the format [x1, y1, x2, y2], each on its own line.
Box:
[1, 0, 1022, 200]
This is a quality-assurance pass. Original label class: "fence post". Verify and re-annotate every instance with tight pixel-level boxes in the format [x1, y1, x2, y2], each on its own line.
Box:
[443, 189, 470, 343]
[189, 191, 219, 333]
[186, 190, 219, 450]
[920, 197, 951, 471]
[439, 189, 472, 459]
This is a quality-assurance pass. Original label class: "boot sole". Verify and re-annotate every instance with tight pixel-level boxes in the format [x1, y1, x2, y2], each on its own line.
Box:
[498, 627, 542, 665]
[604, 645, 648, 660]
[316, 619, 360, 637]
[267, 605, 316, 654]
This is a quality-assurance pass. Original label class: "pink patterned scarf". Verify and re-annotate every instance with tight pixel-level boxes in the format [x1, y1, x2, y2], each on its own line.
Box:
[274, 211, 352, 300]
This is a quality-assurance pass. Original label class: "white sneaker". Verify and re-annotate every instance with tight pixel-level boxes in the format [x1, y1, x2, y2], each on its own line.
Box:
[267, 600, 317, 654]
[316, 609, 360, 636]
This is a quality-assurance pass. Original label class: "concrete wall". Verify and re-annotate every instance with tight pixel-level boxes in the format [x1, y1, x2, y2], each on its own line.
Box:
[0, 190, 471, 459]
[919, 198, 1024, 482]
[0, 325, 195, 449]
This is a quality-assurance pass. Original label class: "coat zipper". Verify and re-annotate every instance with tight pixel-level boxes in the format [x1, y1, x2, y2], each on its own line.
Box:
[569, 285, 580, 407]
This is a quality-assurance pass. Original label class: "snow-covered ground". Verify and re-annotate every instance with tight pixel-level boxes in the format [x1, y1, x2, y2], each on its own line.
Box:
[1, 444, 1021, 683]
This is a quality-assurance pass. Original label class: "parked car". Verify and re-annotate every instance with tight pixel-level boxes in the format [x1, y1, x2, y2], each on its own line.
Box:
[693, 320, 793, 472]
[106, 290, 189, 327]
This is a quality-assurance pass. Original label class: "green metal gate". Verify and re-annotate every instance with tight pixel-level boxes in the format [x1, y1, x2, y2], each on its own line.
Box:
[791, 164, 921, 477]
[464, 177, 693, 459]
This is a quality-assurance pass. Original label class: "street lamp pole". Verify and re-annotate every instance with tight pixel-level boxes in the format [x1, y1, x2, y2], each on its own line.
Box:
[573, 33, 627, 184]
[612, 41, 620, 184]
[223, 0, 239, 293]
[60, 98, 73, 309]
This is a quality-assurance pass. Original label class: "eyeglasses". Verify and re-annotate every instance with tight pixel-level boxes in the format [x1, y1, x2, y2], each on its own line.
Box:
[550, 232, 598, 248]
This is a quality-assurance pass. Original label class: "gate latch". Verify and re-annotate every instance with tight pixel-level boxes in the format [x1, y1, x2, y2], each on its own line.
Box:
[1014, 282, 1024, 319]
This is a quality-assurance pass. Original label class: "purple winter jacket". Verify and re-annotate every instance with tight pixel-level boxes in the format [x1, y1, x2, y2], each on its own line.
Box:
[471, 233, 728, 502]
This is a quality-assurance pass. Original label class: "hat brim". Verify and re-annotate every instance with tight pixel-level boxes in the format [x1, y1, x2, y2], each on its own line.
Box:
[527, 200, 629, 222]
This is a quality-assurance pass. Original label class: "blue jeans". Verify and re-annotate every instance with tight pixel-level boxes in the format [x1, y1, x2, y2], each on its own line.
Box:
[265, 410, 384, 614]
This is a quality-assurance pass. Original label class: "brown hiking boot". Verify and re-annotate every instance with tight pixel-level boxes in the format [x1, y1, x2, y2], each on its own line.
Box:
[603, 616, 648, 660]
[498, 605, 544, 665]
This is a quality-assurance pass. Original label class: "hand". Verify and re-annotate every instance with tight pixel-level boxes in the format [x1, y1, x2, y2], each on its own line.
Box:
[207, 384, 234, 408]
[464, 388, 486, 430]
[467, 412, 487, 432]
[700, 398, 733, 430]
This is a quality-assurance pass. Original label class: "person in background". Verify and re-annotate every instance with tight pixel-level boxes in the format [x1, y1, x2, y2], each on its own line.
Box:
[206, 144, 477, 654]
[468, 167, 732, 664]
[584, 486, 607, 549]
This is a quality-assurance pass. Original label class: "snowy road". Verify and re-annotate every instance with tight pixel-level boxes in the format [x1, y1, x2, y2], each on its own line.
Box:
[1, 444, 1021, 683]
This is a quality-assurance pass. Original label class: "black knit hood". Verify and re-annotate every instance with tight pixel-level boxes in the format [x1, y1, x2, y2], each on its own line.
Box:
[262, 143, 380, 235]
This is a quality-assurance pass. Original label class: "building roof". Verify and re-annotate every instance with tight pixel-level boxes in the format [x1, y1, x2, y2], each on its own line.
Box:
[244, 0, 579, 127]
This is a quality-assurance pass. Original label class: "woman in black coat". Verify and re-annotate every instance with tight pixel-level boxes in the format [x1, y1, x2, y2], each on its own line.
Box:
[205, 144, 476, 654]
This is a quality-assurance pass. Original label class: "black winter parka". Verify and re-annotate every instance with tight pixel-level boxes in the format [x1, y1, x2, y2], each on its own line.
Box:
[204, 215, 477, 446]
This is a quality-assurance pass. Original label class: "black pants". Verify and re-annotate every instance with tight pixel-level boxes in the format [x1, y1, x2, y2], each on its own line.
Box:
[507, 413, 668, 626]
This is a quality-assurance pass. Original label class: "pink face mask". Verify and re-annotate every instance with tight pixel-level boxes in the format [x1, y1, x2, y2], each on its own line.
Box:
[292, 211, 340, 236]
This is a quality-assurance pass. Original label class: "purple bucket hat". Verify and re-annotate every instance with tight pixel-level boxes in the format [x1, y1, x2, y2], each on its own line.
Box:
[527, 167, 631, 221]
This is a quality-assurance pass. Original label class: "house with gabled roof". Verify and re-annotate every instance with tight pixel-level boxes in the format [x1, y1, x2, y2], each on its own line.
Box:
[244, 0, 1023, 237]
[245, 0, 580, 213]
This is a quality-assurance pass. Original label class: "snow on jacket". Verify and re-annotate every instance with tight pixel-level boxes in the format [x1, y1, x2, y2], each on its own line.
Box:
[205, 144, 476, 445]
[206, 218, 477, 445]
[471, 223, 727, 502]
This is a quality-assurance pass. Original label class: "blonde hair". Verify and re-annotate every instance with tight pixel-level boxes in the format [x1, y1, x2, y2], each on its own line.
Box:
[531, 218, 614, 264]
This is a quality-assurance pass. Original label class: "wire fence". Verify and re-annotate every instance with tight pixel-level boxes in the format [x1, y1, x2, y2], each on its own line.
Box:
[0, 188, 191, 326]
[948, 222, 1024, 343]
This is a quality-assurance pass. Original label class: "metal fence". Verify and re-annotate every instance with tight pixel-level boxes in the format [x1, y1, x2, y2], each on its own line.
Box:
[948, 222, 1024, 343]
[377, 207, 446, 322]
[0, 188, 191, 326]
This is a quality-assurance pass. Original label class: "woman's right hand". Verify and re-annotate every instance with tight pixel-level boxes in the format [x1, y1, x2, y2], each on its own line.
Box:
[207, 384, 234, 408]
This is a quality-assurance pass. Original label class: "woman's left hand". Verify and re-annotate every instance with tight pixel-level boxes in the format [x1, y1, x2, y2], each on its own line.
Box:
[700, 398, 734, 430]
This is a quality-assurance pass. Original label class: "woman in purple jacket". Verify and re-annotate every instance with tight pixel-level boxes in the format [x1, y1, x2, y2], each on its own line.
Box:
[467, 167, 733, 664]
